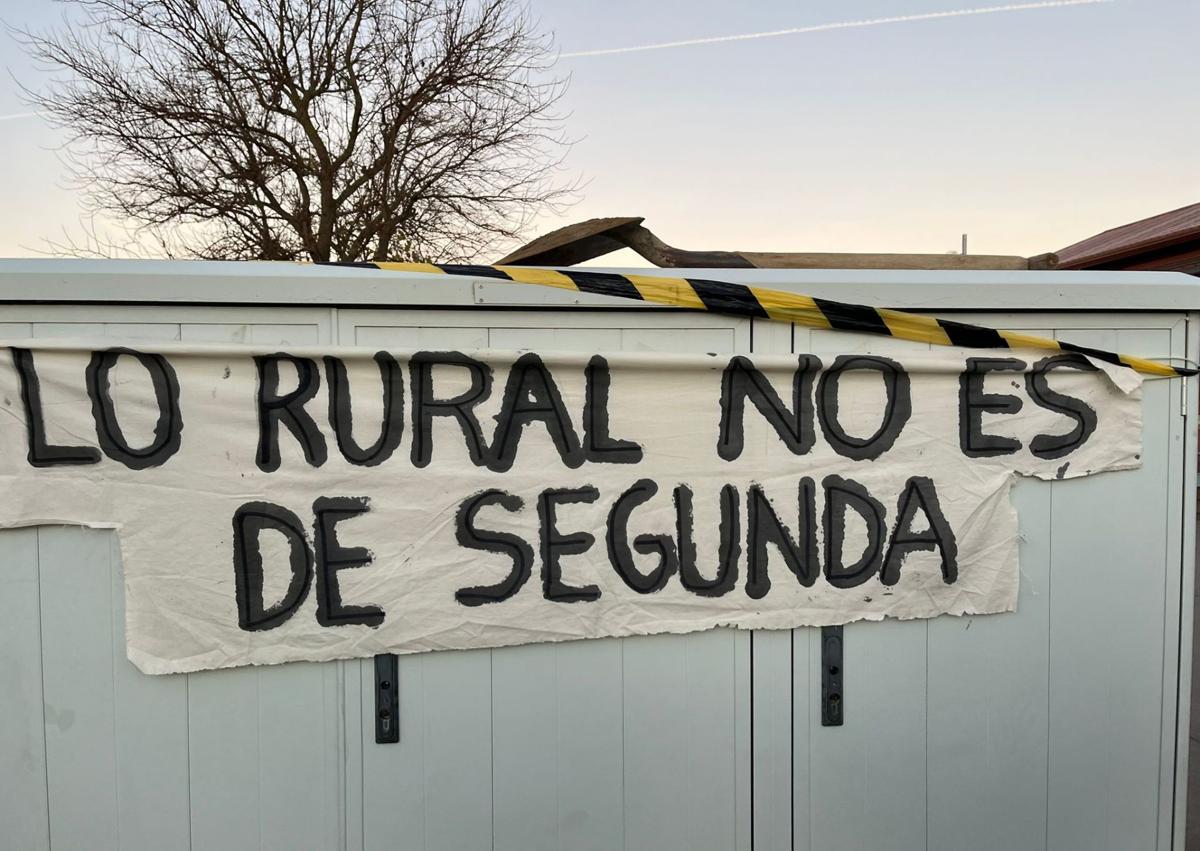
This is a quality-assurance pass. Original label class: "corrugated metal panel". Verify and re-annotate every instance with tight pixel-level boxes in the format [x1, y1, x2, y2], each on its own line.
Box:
[1120, 243, 1200, 276]
[1058, 203, 1200, 268]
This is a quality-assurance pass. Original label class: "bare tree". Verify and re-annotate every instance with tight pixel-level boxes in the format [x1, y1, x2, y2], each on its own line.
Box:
[21, 0, 573, 262]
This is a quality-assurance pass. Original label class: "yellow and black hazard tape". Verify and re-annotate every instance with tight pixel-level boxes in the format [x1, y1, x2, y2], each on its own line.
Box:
[326, 261, 1196, 379]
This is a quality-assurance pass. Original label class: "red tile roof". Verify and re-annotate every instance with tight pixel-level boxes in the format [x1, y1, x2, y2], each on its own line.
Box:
[1056, 202, 1200, 269]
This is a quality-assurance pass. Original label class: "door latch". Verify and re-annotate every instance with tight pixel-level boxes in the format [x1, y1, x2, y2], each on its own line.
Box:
[374, 654, 399, 744]
[821, 626, 844, 727]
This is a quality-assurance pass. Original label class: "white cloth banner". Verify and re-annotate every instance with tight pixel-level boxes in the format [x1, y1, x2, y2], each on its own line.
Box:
[0, 341, 1142, 674]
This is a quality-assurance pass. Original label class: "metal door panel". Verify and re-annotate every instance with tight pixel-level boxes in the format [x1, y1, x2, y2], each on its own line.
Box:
[343, 308, 754, 851]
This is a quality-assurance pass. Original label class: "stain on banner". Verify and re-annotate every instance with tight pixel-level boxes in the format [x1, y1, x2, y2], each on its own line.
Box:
[0, 341, 1142, 674]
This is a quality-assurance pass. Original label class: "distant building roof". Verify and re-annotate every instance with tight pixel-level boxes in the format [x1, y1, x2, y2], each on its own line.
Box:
[1057, 203, 1200, 273]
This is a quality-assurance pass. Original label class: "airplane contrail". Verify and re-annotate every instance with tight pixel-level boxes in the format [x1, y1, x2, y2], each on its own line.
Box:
[560, 0, 1114, 58]
[0, 111, 44, 123]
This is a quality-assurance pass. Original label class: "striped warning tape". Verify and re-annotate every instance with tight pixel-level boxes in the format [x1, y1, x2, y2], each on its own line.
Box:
[326, 261, 1196, 378]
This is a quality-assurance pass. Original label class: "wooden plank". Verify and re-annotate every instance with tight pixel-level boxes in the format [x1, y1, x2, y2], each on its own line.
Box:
[494, 216, 647, 267]
[38, 526, 121, 851]
[739, 251, 1032, 271]
[1046, 328, 1172, 850]
[493, 217, 1037, 270]
[0, 528, 50, 851]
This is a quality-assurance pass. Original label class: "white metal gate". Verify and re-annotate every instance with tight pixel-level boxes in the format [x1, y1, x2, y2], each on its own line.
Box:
[0, 262, 1194, 850]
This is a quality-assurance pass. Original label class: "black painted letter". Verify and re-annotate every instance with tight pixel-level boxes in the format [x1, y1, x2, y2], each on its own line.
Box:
[607, 479, 677, 593]
[490, 353, 584, 473]
[958, 357, 1026, 457]
[880, 477, 958, 586]
[86, 348, 183, 469]
[676, 484, 741, 596]
[817, 355, 911, 461]
[1025, 354, 1098, 460]
[823, 475, 886, 588]
[584, 356, 643, 463]
[746, 479, 819, 598]
[718, 355, 820, 461]
[539, 486, 602, 602]
[11, 348, 100, 467]
[409, 352, 492, 468]
[313, 496, 383, 627]
[232, 501, 314, 631]
[325, 353, 404, 466]
[256, 355, 328, 472]
[455, 489, 534, 606]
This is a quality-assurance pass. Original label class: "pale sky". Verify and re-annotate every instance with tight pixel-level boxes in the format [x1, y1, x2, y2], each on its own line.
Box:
[0, 0, 1197, 261]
